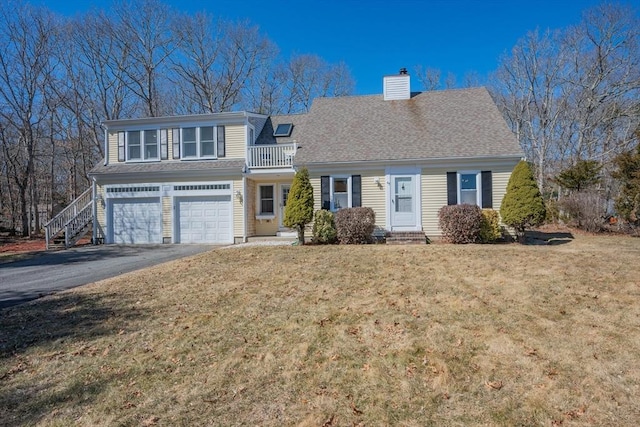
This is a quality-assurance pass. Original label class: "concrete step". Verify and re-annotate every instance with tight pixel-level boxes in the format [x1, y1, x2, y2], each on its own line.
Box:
[385, 231, 428, 245]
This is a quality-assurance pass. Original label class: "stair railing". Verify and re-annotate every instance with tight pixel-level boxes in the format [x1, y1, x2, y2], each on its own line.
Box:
[45, 187, 93, 249]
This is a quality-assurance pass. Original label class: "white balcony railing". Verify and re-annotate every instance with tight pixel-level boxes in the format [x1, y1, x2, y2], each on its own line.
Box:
[247, 143, 296, 168]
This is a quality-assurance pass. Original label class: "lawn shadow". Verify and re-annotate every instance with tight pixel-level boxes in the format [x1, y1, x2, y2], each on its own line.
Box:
[0, 291, 145, 359]
[0, 244, 171, 268]
[525, 230, 575, 245]
[0, 291, 146, 424]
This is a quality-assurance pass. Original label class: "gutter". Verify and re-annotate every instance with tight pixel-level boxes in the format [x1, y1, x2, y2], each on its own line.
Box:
[101, 123, 108, 166]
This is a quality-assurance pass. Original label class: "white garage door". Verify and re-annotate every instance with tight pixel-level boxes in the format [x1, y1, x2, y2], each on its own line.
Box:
[110, 198, 161, 244]
[176, 195, 232, 244]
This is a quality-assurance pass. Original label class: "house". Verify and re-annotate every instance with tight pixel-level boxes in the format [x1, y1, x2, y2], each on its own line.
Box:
[79, 70, 522, 246]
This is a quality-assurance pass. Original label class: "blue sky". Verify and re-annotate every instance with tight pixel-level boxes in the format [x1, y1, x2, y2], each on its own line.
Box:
[44, 0, 636, 95]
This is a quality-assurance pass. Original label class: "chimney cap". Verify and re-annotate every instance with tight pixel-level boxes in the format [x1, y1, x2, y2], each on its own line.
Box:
[399, 67, 408, 75]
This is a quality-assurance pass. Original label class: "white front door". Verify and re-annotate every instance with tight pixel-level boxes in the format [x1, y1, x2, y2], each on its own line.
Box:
[390, 175, 417, 229]
[279, 184, 291, 229]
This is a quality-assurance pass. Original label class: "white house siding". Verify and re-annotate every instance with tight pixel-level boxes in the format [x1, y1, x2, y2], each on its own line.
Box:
[421, 169, 448, 237]
[167, 128, 174, 160]
[309, 171, 386, 230]
[225, 125, 246, 159]
[421, 164, 516, 238]
[491, 166, 513, 213]
[360, 170, 386, 228]
[246, 180, 257, 237]
[96, 184, 106, 237]
[233, 179, 244, 241]
[162, 196, 172, 241]
[107, 131, 118, 164]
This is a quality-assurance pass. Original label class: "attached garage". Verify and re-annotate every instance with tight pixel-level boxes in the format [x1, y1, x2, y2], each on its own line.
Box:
[109, 197, 162, 244]
[175, 195, 233, 244]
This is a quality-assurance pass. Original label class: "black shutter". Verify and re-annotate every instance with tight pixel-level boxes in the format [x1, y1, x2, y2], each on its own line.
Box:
[321, 176, 330, 210]
[217, 126, 225, 157]
[117, 132, 125, 162]
[160, 129, 168, 160]
[481, 171, 493, 208]
[447, 172, 457, 205]
[172, 128, 180, 159]
[351, 175, 361, 207]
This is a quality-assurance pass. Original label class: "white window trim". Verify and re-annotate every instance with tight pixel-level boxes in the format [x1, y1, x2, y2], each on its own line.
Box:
[256, 183, 276, 219]
[457, 171, 482, 207]
[180, 125, 221, 160]
[126, 129, 160, 162]
[329, 175, 352, 211]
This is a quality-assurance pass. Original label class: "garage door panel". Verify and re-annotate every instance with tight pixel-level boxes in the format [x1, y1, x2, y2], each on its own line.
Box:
[176, 195, 232, 244]
[110, 198, 161, 244]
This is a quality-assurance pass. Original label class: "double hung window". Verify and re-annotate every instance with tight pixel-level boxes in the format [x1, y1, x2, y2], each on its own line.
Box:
[127, 130, 159, 161]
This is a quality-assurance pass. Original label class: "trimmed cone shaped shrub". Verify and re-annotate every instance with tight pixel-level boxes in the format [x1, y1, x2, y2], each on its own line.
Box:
[500, 161, 546, 243]
[284, 167, 314, 245]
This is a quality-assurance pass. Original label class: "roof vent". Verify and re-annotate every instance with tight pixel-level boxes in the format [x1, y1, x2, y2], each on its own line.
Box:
[383, 69, 410, 101]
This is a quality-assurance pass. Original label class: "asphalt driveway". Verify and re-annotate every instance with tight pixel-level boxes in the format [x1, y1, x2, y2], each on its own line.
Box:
[0, 244, 217, 309]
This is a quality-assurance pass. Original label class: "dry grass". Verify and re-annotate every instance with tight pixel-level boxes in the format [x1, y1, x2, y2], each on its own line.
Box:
[1, 234, 639, 426]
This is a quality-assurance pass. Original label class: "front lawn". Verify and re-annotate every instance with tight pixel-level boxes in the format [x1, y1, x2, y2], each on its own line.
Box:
[1, 234, 639, 426]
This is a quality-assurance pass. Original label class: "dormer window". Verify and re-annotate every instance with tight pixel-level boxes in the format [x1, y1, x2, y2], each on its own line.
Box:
[126, 130, 159, 161]
[180, 126, 225, 159]
[273, 123, 293, 137]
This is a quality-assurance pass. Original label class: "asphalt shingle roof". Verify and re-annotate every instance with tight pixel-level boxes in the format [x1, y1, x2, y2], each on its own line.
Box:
[90, 159, 245, 175]
[288, 87, 522, 164]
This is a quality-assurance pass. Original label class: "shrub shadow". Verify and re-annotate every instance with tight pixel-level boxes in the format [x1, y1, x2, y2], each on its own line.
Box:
[525, 230, 575, 245]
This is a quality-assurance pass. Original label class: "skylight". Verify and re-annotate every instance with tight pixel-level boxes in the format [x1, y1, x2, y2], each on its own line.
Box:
[273, 123, 293, 137]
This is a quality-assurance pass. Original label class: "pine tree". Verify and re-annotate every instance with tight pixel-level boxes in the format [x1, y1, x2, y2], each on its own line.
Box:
[284, 167, 314, 244]
[612, 143, 640, 225]
[501, 160, 546, 243]
[554, 159, 602, 192]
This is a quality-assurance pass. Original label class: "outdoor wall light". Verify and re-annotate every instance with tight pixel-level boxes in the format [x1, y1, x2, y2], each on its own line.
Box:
[234, 190, 243, 204]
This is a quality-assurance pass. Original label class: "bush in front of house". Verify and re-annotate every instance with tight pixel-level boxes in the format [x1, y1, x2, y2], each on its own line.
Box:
[284, 167, 314, 245]
[438, 204, 483, 243]
[479, 209, 502, 243]
[312, 209, 337, 244]
[335, 207, 376, 244]
[500, 160, 546, 243]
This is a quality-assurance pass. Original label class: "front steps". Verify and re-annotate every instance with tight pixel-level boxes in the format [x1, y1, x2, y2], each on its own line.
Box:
[385, 231, 429, 245]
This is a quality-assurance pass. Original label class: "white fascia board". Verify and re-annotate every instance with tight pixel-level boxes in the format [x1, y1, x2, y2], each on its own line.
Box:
[103, 111, 252, 130]
[89, 168, 243, 184]
[298, 155, 523, 173]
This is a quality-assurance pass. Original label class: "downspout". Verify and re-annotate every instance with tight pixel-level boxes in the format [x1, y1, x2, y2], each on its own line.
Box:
[101, 123, 108, 166]
[92, 176, 98, 244]
[242, 174, 248, 243]
[242, 113, 249, 243]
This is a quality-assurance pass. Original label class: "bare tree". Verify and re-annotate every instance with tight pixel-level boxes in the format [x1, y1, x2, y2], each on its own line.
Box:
[414, 65, 442, 91]
[491, 4, 640, 195]
[284, 54, 355, 113]
[491, 28, 569, 190]
[172, 14, 277, 113]
[0, 3, 57, 235]
[111, 0, 177, 117]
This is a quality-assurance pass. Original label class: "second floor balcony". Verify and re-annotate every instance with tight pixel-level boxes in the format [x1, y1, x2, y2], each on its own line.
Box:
[247, 143, 297, 169]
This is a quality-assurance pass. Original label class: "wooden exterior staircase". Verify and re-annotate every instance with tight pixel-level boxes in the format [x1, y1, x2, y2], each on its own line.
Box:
[44, 188, 97, 250]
